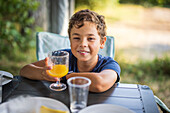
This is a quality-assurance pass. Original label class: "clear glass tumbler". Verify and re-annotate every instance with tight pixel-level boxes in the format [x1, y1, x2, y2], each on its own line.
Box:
[67, 77, 91, 113]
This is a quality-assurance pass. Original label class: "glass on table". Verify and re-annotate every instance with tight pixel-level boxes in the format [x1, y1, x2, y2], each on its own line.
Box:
[67, 77, 91, 113]
[46, 51, 69, 91]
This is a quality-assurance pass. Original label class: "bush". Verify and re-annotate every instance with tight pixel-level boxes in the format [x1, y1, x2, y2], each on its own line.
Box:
[75, 0, 118, 10]
[119, 56, 170, 81]
[119, 0, 170, 7]
[0, 0, 39, 58]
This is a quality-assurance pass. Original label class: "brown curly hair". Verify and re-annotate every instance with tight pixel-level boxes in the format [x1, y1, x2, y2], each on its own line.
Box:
[68, 9, 106, 40]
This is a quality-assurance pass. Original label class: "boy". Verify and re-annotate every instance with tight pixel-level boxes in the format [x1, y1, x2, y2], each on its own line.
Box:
[20, 9, 121, 93]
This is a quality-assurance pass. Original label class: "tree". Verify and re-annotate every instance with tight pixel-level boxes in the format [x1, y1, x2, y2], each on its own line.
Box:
[0, 0, 39, 57]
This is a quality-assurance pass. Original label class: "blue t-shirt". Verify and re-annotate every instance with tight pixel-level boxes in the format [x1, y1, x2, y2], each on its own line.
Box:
[61, 49, 120, 83]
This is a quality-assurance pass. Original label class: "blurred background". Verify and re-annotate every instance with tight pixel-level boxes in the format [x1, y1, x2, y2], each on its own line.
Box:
[0, 0, 170, 110]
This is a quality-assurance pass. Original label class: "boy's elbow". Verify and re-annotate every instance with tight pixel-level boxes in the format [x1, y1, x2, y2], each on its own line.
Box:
[89, 77, 115, 93]
[90, 80, 109, 93]
[90, 85, 105, 93]
[19, 65, 29, 77]
[19, 66, 24, 76]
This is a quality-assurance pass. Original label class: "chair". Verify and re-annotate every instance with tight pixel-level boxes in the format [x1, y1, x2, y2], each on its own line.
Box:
[36, 32, 115, 61]
[154, 96, 170, 113]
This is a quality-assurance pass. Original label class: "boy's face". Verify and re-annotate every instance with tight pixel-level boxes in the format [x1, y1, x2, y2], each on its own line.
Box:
[70, 22, 106, 62]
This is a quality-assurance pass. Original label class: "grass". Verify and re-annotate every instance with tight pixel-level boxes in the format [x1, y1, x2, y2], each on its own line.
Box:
[0, 48, 36, 75]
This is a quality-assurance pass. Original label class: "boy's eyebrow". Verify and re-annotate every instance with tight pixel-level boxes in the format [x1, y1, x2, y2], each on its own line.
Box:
[88, 34, 95, 36]
[72, 33, 80, 36]
[72, 33, 95, 36]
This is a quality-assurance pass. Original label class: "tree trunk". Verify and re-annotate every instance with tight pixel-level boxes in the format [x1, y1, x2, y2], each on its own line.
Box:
[33, 0, 75, 36]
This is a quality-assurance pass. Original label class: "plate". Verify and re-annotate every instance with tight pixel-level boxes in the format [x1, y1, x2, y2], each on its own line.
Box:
[79, 104, 135, 113]
[0, 96, 70, 113]
[0, 70, 13, 85]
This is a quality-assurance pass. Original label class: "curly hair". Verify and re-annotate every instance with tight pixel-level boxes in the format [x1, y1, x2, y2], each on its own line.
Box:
[68, 9, 106, 40]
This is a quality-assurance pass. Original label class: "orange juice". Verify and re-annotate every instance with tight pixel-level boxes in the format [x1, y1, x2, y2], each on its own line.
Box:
[47, 65, 68, 78]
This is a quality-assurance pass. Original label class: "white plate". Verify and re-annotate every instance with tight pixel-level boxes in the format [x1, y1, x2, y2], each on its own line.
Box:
[0, 96, 70, 113]
[0, 70, 13, 85]
[79, 104, 135, 113]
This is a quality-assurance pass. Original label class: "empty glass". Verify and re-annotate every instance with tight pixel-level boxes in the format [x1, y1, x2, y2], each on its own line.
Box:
[67, 77, 91, 113]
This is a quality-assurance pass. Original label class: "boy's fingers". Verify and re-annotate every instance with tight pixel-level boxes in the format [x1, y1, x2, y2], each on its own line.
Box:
[43, 57, 58, 81]
[42, 70, 56, 81]
[44, 57, 53, 70]
[45, 66, 52, 70]
[45, 57, 49, 66]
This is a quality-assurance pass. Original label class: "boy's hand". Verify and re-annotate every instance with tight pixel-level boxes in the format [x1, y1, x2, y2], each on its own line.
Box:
[41, 57, 59, 81]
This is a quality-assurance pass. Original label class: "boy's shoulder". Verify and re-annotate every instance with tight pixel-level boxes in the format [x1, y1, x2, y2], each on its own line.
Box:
[97, 54, 121, 79]
[98, 54, 114, 62]
[61, 49, 75, 59]
[61, 49, 71, 52]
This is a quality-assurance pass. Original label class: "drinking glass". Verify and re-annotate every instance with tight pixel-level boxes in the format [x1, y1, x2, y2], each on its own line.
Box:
[67, 77, 91, 113]
[46, 51, 69, 91]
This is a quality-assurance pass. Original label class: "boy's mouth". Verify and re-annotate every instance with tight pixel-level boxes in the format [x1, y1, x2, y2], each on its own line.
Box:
[77, 50, 89, 55]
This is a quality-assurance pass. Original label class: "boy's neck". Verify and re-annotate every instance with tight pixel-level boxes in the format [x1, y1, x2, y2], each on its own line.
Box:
[77, 56, 99, 72]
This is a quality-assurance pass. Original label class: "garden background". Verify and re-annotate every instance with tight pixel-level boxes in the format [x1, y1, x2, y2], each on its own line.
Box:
[0, 0, 170, 111]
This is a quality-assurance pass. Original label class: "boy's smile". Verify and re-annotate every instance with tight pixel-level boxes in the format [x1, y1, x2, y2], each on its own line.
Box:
[77, 50, 90, 55]
[70, 22, 106, 64]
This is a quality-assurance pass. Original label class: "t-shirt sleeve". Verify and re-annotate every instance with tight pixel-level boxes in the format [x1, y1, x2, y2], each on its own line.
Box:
[100, 58, 121, 83]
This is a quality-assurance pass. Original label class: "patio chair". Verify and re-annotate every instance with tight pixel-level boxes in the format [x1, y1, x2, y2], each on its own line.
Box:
[154, 95, 170, 113]
[36, 32, 115, 61]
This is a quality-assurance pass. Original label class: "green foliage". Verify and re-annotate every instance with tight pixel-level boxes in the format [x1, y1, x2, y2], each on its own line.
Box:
[75, 0, 118, 10]
[119, 56, 170, 82]
[119, 0, 170, 7]
[0, 48, 36, 75]
[75, 0, 170, 8]
[0, 0, 39, 58]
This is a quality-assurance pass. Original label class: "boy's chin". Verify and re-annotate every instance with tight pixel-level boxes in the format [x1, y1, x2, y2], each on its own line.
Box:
[77, 58, 89, 62]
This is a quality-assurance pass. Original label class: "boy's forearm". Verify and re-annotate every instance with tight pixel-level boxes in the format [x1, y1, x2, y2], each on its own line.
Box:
[66, 72, 116, 93]
[66, 72, 101, 92]
[20, 64, 44, 80]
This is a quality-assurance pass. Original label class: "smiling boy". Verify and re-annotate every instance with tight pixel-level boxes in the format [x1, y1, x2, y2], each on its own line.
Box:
[20, 9, 121, 92]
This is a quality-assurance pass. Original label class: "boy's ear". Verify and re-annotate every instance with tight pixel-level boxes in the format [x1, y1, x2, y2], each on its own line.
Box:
[100, 36, 107, 49]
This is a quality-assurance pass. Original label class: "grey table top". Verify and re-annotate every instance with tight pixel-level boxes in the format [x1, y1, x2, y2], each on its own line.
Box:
[2, 76, 159, 113]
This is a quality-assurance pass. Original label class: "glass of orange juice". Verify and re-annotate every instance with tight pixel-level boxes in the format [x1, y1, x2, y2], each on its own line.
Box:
[46, 51, 69, 91]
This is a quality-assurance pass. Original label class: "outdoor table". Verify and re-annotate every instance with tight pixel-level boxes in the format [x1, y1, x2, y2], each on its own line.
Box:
[2, 76, 159, 113]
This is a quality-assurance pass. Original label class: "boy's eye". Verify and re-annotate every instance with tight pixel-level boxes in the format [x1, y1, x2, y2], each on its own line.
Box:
[73, 37, 80, 40]
[88, 37, 95, 41]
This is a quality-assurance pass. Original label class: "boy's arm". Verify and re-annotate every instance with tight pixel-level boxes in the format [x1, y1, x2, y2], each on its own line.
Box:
[19, 59, 56, 81]
[66, 70, 117, 93]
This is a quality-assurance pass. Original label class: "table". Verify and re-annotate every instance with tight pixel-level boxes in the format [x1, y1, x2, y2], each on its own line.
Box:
[2, 76, 159, 113]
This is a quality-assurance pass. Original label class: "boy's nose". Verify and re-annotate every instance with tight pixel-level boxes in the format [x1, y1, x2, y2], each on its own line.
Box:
[80, 39, 88, 47]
